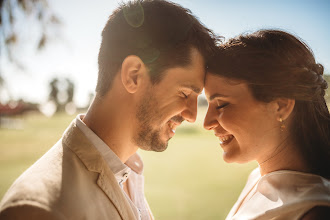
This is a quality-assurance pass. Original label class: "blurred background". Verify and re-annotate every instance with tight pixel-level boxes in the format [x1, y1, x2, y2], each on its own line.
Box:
[0, 0, 329, 219]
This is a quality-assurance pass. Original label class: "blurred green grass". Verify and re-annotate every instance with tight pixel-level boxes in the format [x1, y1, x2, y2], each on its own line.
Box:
[0, 108, 257, 219]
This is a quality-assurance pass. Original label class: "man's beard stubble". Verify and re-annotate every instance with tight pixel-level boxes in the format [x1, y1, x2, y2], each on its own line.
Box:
[134, 94, 168, 152]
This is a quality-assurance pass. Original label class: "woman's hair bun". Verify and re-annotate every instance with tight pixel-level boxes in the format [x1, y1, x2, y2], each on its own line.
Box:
[311, 63, 324, 76]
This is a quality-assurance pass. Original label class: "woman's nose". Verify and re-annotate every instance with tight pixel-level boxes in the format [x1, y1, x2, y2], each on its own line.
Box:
[203, 107, 219, 130]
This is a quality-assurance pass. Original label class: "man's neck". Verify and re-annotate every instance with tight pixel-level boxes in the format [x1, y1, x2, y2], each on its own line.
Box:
[83, 95, 139, 163]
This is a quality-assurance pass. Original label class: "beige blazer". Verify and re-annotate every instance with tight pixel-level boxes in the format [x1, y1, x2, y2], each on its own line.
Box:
[0, 121, 137, 220]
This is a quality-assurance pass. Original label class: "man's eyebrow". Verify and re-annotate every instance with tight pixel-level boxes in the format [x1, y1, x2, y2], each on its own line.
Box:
[182, 85, 202, 94]
[208, 93, 228, 101]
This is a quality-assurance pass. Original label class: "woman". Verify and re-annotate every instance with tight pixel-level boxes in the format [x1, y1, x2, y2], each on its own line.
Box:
[204, 30, 330, 219]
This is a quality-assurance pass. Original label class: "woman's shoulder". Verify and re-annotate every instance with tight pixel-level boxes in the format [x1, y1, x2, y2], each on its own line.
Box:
[258, 170, 330, 197]
[256, 170, 330, 216]
[247, 167, 261, 182]
[261, 170, 330, 188]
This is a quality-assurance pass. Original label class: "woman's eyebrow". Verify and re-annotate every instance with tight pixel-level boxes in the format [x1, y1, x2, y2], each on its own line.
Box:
[208, 93, 229, 101]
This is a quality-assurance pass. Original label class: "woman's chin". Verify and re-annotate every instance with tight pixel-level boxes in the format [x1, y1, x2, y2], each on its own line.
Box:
[222, 151, 236, 163]
[222, 151, 250, 164]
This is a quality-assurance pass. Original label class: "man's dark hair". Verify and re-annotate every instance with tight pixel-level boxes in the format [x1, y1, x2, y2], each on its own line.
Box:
[96, 0, 219, 95]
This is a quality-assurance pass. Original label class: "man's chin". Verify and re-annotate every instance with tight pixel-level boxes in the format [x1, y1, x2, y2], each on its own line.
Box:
[134, 128, 171, 152]
[140, 141, 169, 152]
[152, 144, 168, 152]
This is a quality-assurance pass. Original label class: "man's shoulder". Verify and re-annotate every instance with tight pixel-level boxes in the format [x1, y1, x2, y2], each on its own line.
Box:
[0, 203, 65, 220]
[0, 140, 97, 217]
[0, 121, 131, 219]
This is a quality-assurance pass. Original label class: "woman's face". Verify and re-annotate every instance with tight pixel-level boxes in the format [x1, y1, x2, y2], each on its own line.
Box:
[204, 73, 280, 164]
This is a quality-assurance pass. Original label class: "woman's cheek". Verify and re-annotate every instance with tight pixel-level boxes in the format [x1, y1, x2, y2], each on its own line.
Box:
[219, 109, 241, 131]
[218, 111, 231, 129]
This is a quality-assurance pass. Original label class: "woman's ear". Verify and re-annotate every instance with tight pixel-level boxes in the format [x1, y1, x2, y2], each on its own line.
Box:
[274, 98, 295, 121]
[121, 55, 146, 94]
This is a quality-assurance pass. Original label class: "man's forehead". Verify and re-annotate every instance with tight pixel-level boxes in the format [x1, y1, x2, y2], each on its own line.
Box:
[180, 83, 203, 94]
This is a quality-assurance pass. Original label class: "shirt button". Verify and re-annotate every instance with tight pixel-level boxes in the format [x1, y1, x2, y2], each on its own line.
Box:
[123, 172, 129, 179]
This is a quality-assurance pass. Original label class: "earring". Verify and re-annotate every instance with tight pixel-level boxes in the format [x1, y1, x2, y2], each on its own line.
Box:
[279, 117, 286, 131]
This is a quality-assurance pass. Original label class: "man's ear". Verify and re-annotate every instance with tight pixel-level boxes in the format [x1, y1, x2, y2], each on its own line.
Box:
[273, 98, 295, 121]
[121, 55, 146, 93]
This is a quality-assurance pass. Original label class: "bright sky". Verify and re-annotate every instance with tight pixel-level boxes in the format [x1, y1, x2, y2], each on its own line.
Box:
[2, 0, 330, 107]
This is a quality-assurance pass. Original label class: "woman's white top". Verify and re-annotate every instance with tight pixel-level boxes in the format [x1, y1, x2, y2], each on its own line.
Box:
[226, 168, 330, 220]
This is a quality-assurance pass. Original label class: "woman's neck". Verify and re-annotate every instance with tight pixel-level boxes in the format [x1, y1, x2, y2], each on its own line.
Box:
[258, 139, 310, 176]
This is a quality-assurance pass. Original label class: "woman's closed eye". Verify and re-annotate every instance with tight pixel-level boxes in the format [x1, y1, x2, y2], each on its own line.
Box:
[216, 102, 229, 109]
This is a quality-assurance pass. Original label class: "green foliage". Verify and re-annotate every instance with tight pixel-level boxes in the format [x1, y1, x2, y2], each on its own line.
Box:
[0, 0, 61, 69]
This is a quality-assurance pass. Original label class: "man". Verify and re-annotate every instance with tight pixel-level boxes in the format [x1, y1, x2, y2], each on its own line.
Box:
[0, 0, 217, 219]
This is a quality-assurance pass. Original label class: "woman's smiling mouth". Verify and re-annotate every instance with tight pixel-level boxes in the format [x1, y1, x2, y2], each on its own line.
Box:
[216, 134, 234, 145]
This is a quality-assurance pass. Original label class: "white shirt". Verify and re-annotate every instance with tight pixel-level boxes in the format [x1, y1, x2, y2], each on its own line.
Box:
[226, 168, 330, 220]
[76, 114, 153, 220]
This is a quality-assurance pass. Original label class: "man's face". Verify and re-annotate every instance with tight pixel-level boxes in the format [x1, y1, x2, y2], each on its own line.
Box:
[134, 48, 205, 152]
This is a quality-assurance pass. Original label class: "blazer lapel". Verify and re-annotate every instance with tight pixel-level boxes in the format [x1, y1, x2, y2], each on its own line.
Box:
[62, 121, 137, 220]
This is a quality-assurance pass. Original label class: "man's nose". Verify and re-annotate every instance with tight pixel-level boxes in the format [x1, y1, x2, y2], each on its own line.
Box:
[203, 107, 218, 130]
[181, 98, 198, 123]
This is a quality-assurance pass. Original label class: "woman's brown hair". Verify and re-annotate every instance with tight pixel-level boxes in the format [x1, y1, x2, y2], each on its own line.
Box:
[208, 30, 330, 178]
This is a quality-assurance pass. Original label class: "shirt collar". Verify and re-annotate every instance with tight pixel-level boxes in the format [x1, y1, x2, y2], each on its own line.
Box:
[75, 114, 143, 183]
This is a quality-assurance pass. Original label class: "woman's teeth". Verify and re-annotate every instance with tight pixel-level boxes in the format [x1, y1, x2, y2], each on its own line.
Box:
[219, 135, 234, 144]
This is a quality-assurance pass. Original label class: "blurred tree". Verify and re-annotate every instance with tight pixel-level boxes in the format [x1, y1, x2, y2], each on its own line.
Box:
[48, 77, 76, 113]
[0, 74, 3, 106]
[0, 74, 11, 104]
[0, 0, 61, 63]
[0, 74, 3, 89]
[0, 0, 61, 103]
[197, 95, 208, 107]
[49, 77, 59, 106]
[66, 78, 74, 103]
